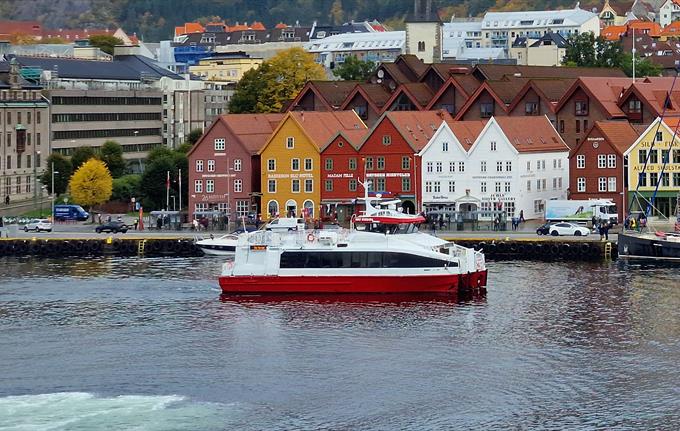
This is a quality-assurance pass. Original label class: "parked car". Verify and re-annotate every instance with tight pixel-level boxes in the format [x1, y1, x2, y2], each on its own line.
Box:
[54, 204, 89, 221]
[536, 223, 552, 235]
[95, 221, 128, 234]
[549, 222, 590, 237]
[265, 217, 305, 231]
[23, 219, 52, 232]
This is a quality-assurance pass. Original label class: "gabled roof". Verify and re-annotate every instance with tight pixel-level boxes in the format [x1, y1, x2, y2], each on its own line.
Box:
[529, 32, 568, 48]
[339, 83, 391, 113]
[320, 129, 368, 151]
[623, 117, 676, 156]
[395, 54, 428, 80]
[604, 0, 635, 16]
[453, 81, 511, 120]
[425, 76, 472, 110]
[374, 62, 414, 85]
[574, 120, 643, 156]
[507, 79, 576, 113]
[555, 77, 633, 117]
[618, 77, 680, 117]
[626, 20, 662, 37]
[494, 116, 569, 153]
[446, 119, 486, 151]
[289, 80, 359, 111]
[400, 82, 435, 106]
[363, 110, 450, 152]
[187, 113, 285, 157]
[660, 21, 680, 37]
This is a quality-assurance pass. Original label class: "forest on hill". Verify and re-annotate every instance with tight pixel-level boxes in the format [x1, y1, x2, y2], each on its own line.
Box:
[0, 0, 599, 42]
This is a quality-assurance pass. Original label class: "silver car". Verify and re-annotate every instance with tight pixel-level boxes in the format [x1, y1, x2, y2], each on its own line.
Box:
[23, 219, 53, 232]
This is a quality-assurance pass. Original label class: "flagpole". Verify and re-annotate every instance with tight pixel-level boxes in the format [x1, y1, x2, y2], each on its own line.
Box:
[178, 168, 182, 215]
[166, 170, 170, 210]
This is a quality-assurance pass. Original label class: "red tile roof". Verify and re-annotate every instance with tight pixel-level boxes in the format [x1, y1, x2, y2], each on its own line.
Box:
[602, 25, 628, 41]
[494, 116, 569, 153]
[446, 119, 486, 151]
[559, 77, 634, 117]
[221, 113, 285, 154]
[383, 110, 451, 151]
[175, 22, 205, 36]
[660, 21, 680, 37]
[289, 111, 367, 149]
[591, 120, 644, 155]
[0, 20, 43, 38]
[627, 20, 662, 37]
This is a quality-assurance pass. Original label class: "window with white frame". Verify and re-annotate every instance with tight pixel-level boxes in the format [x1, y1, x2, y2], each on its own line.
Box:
[576, 154, 585, 169]
[402, 157, 410, 170]
[233, 159, 242, 171]
[542, 179, 546, 190]
[326, 158, 334, 171]
[402, 177, 411, 191]
[495, 182, 501, 192]
[206, 179, 214, 193]
[207, 160, 215, 172]
[286, 137, 294, 149]
[577, 177, 586, 192]
[481, 181, 487, 193]
[552, 178, 557, 190]
[536, 179, 541, 191]
[608, 177, 616, 191]
[436, 162, 442, 173]
[377, 157, 385, 170]
[553, 159, 557, 169]
[449, 181, 455, 192]
[504, 182, 511, 193]
[491, 141, 497, 151]
[267, 159, 276, 171]
[527, 161, 531, 171]
[425, 181, 432, 193]
[558, 159, 562, 169]
[236, 200, 249, 217]
[506, 161, 512, 172]
[480, 161, 486, 172]
[505, 202, 515, 217]
[458, 161, 465, 172]
[195, 160, 204, 172]
[292, 179, 300, 193]
[304, 158, 312, 171]
[450, 161, 455, 172]
[382, 135, 391, 145]
[214, 138, 225, 151]
[534, 199, 545, 213]
[496, 161, 503, 172]
[433, 181, 441, 193]
[442, 141, 449, 152]
[558, 177, 563, 189]
[598, 177, 607, 192]
[426, 161, 433, 173]
[268, 179, 276, 193]
[195, 180, 203, 193]
[234, 179, 242, 193]
[195, 202, 208, 212]
[607, 154, 616, 168]
[304, 179, 313, 192]
[598, 154, 606, 168]
[527, 180, 531, 191]
[292, 158, 300, 171]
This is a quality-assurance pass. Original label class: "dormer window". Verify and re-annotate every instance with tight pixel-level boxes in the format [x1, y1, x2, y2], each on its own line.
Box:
[525, 102, 539, 115]
[481, 102, 494, 118]
[575, 100, 588, 116]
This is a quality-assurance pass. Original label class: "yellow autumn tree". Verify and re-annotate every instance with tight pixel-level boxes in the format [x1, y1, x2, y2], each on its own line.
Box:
[69, 158, 113, 208]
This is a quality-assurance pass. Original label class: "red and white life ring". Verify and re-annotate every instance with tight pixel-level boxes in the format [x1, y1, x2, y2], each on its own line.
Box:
[307, 233, 315, 242]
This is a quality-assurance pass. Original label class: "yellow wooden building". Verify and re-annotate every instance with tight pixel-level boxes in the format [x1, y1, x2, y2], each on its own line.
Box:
[624, 117, 680, 217]
[259, 111, 366, 220]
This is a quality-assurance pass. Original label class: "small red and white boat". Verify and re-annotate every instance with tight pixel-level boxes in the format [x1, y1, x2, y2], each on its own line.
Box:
[219, 187, 487, 295]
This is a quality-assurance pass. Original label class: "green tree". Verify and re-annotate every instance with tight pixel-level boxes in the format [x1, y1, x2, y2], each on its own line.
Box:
[185, 128, 203, 147]
[139, 148, 188, 210]
[332, 55, 376, 81]
[40, 153, 73, 196]
[99, 140, 127, 178]
[229, 48, 326, 113]
[70, 146, 97, 172]
[563, 32, 598, 67]
[111, 174, 142, 202]
[88, 34, 123, 55]
[69, 159, 113, 208]
[621, 53, 663, 78]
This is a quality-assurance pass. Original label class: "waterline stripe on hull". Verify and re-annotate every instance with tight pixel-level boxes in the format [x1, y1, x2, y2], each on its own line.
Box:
[219, 271, 487, 294]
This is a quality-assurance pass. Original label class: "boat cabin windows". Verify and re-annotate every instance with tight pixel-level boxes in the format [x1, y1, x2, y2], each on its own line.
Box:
[355, 222, 419, 234]
[279, 251, 455, 269]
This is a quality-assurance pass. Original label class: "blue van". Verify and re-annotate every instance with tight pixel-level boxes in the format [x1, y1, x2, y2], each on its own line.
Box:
[54, 204, 89, 221]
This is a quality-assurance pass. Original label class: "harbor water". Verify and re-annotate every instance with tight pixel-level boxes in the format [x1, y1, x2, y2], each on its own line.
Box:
[1, 257, 679, 430]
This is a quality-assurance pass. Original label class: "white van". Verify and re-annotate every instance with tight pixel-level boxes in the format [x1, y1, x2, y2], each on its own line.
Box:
[265, 217, 305, 231]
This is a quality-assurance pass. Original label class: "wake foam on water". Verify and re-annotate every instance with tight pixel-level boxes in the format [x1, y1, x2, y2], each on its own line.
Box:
[0, 392, 231, 431]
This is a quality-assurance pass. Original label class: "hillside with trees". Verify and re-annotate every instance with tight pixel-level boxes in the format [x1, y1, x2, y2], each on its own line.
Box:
[0, 0, 597, 42]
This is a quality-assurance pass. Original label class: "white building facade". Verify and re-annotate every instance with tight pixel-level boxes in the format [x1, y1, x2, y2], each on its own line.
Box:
[419, 117, 570, 221]
[305, 31, 405, 68]
[660, 0, 680, 28]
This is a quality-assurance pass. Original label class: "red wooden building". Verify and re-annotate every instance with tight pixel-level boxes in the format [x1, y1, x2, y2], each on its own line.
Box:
[569, 120, 643, 221]
[187, 113, 284, 221]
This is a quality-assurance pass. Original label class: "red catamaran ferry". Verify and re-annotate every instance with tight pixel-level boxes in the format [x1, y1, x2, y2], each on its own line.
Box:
[218, 188, 487, 295]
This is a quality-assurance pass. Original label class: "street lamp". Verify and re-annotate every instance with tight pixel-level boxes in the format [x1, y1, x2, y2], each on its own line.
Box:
[171, 195, 176, 211]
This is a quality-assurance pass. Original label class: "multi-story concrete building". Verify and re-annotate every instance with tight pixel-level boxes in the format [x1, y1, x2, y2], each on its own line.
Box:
[188, 52, 262, 82]
[0, 58, 50, 203]
[306, 31, 405, 69]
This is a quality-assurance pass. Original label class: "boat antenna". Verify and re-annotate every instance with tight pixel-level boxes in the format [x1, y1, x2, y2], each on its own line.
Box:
[627, 69, 679, 219]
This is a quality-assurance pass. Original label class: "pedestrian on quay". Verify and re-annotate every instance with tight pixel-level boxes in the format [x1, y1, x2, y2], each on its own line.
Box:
[603, 221, 610, 240]
[431, 218, 437, 235]
[630, 217, 637, 232]
[599, 221, 605, 240]
[624, 216, 630, 231]
[4, 195, 9, 206]
[519, 210, 525, 224]
[439, 216, 444, 230]
[493, 215, 500, 231]
[133, 219, 139, 230]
